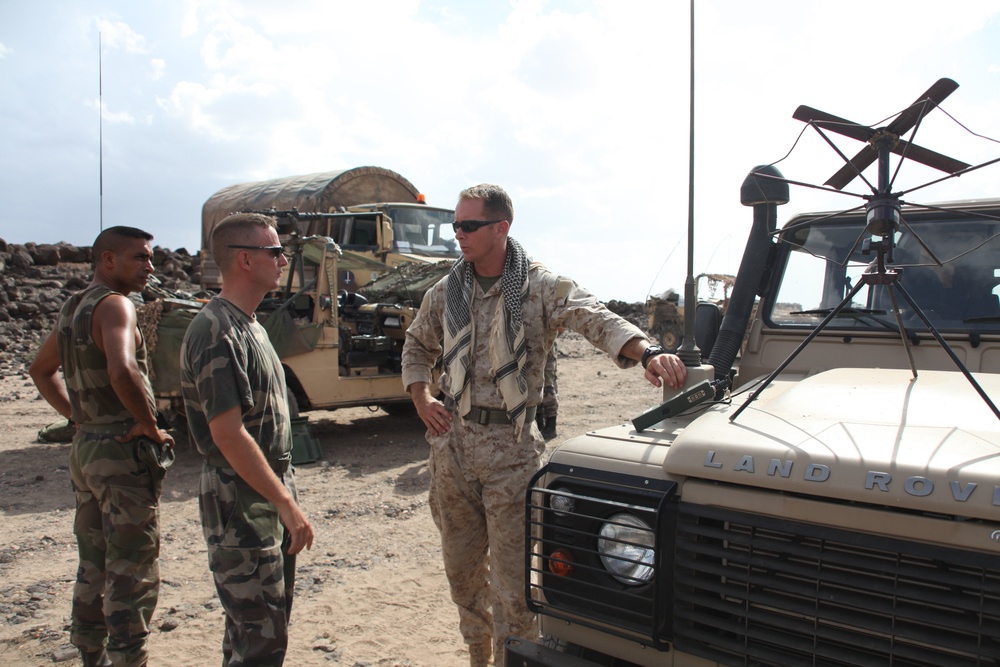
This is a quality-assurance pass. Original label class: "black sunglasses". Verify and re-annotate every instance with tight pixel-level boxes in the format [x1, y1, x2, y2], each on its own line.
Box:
[228, 244, 285, 259]
[452, 219, 505, 234]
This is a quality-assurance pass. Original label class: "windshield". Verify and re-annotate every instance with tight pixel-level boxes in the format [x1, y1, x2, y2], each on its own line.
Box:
[768, 207, 1000, 335]
[387, 206, 460, 258]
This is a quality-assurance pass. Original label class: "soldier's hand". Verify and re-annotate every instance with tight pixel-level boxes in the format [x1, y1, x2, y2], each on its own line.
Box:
[414, 394, 453, 436]
[644, 353, 687, 389]
[118, 421, 175, 447]
[279, 501, 315, 555]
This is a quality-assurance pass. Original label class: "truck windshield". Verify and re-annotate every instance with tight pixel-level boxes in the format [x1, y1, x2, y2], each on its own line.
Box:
[387, 206, 460, 259]
[768, 208, 1000, 335]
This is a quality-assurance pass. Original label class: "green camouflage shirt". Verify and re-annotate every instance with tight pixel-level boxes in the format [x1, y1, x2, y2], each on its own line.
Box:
[55, 283, 155, 425]
[180, 297, 291, 461]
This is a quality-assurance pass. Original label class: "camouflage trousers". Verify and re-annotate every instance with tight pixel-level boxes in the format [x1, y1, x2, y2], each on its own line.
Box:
[68, 431, 163, 667]
[427, 416, 544, 661]
[541, 385, 558, 419]
[199, 464, 298, 667]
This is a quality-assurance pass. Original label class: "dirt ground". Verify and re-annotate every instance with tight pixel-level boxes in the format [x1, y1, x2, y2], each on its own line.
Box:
[0, 331, 665, 667]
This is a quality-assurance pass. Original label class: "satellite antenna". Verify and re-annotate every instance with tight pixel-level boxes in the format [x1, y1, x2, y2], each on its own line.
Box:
[729, 79, 1000, 421]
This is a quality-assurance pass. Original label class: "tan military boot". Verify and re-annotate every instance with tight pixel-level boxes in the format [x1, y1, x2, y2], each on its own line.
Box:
[468, 638, 492, 667]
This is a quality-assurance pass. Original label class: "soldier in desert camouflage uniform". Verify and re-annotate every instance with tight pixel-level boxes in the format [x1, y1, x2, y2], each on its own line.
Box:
[402, 184, 687, 666]
[29, 226, 175, 667]
[180, 212, 314, 667]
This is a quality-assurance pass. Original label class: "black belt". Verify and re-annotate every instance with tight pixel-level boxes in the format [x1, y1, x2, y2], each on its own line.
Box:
[464, 405, 537, 426]
[204, 452, 292, 475]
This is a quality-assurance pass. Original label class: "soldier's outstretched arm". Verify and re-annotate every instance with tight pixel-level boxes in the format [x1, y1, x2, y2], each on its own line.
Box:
[208, 405, 315, 554]
[28, 329, 72, 421]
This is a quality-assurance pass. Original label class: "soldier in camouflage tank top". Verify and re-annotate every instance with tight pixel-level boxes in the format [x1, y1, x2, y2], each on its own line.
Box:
[30, 226, 174, 667]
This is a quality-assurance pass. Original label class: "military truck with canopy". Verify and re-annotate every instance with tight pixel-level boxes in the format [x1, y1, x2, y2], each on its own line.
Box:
[151, 166, 458, 429]
[199, 166, 460, 289]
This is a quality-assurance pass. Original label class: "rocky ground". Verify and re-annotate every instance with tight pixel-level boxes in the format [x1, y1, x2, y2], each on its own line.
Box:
[0, 239, 661, 666]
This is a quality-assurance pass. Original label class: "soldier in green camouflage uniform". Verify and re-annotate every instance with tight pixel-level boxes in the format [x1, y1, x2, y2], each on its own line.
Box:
[402, 185, 687, 666]
[180, 212, 314, 667]
[29, 226, 174, 667]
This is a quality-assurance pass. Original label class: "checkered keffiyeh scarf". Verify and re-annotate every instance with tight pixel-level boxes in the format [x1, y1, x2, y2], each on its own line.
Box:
[443, 237, 531, 436]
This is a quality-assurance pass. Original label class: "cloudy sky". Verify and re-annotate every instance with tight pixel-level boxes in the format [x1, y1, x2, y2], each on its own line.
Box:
[2, 0, 999, 302]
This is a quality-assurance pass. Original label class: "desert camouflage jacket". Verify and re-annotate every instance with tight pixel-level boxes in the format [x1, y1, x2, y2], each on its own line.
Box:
[402, 262, 646, 410]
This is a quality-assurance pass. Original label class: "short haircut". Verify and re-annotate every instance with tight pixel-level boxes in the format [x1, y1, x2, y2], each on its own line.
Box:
[458, 184, 514, 224]
[92, 226, 154, 267]
[211, 212, 278, 270]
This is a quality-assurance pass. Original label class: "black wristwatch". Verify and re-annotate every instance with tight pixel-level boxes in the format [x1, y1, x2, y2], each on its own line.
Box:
[641, 344, 666, 369]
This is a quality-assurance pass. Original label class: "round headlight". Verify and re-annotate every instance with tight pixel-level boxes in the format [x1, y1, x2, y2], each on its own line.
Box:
[549, 487, 576, 516]
[598, 513, 655, 585]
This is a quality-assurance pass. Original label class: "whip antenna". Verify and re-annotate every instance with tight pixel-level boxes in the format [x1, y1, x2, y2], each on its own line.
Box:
[99, 31, 104, 231]
[676, 0, 701, 366]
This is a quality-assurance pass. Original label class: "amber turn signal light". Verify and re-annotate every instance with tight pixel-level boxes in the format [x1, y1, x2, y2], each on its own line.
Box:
[548, 549, 574, 576]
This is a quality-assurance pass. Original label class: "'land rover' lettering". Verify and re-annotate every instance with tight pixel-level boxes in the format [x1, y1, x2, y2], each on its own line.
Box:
[866, 471, 891, 492]
[905, 476, 933, 497]
[804, 464, 830, 482]
[951, 481, 977, 502]
[703, 450, 723, 468]
[702, 452, 1000, 506]
[768, 459, 793, 478]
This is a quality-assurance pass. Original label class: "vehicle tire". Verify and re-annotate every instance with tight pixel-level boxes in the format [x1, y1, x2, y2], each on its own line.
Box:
[658, 321, 684, 353]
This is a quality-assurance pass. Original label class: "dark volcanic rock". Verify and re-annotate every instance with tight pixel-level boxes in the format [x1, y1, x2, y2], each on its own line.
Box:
[0, 237, 201, 375]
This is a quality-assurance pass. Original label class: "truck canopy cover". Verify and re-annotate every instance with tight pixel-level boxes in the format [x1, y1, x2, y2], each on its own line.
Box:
[201, 166, 420, 249]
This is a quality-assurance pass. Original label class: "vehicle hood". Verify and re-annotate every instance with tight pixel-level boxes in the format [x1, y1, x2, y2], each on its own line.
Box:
[665, 367, 1000, 519]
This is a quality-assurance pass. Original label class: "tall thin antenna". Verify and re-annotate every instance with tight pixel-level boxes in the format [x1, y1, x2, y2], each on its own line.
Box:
[99, 31, 104, 231]
[676, 0, 701, 366]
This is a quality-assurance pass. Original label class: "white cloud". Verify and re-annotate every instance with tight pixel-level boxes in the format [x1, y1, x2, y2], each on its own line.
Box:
[95, 18, 148, 54]
[149, 58, 166, 81]
[82, 98, 136, 125]
[3, 0, 1000, 302]
[0, 42, 11, 59]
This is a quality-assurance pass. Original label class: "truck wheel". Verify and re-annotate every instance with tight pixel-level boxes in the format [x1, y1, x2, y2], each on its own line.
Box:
[658, 322, 684, 353]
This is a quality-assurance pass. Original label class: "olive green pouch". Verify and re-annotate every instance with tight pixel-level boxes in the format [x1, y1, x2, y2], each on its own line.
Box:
[136, 437, 175, 495]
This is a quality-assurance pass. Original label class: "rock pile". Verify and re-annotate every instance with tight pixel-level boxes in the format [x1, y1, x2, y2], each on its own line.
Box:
[0, 237, 654, 378]
[0, 238, 201, 377]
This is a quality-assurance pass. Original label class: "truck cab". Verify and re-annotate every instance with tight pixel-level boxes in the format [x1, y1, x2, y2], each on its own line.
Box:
[506, 173, 1000, 667]
[304, 201, 459, 291]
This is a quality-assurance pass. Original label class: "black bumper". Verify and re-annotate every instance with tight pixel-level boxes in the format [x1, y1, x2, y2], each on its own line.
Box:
[504, 637, 604, 667]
